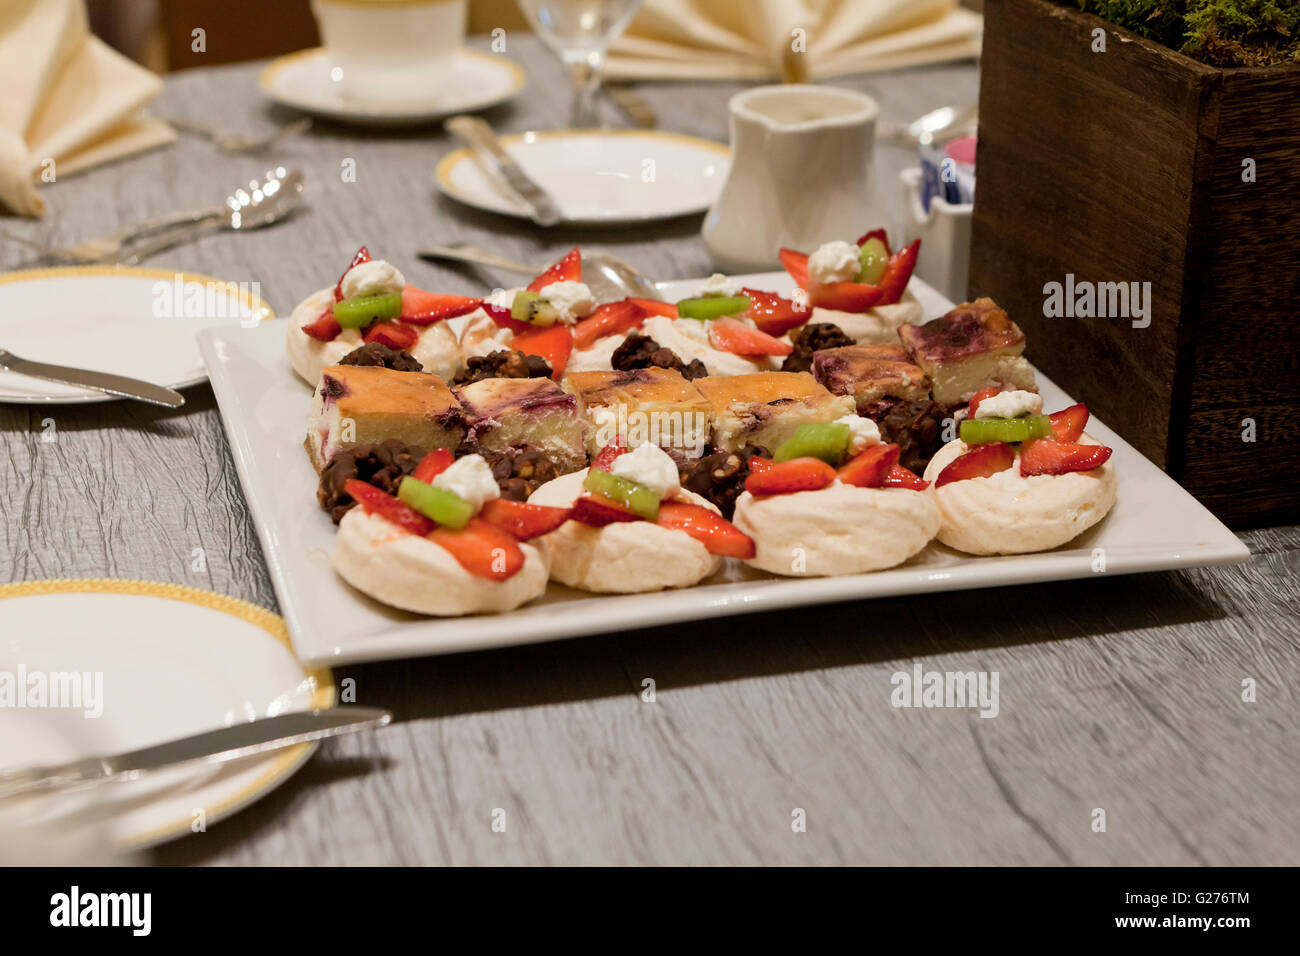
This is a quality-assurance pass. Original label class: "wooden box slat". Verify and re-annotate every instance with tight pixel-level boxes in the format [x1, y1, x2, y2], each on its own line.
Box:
[971, 0, 1300, 528]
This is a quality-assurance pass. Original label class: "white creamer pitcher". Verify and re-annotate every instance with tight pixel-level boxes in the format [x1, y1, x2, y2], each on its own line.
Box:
[702, 84, 884, 273]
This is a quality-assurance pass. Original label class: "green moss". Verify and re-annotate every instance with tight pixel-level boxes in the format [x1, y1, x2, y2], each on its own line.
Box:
[1074, 0, 1300, 67]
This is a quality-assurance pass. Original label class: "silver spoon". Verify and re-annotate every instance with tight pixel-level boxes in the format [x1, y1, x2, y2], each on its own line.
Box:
[878, 104, 978, 146]
[1, 168, 304, 266]
[419, 243, 661, 301]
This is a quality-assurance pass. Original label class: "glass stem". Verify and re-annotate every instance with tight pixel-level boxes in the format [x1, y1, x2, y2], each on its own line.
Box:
[568, 51, 605, 129]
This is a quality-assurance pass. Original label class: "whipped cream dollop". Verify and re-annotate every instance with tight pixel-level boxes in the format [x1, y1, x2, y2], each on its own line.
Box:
[538, 280, 596, 323]
[340, 259, 405, 300]
[835, 414, 882, 455]
[808, 240, 860, 284]
[609, 442, 681, 499]
[974, 389, 1043, 420]
[432, 454, 500, 511]
[699, 272, 741, 298]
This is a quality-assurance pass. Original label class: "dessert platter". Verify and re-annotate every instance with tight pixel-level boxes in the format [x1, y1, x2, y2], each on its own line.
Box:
[200, 230, 1247, 665]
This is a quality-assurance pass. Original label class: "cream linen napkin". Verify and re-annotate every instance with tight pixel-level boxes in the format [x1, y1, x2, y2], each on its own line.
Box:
[605, 0, 982, 82]
[0, 0, 174, 217]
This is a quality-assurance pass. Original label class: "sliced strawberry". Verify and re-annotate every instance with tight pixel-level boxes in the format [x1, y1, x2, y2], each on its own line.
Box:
[569, 493, 641, 526]
[302, 307, 342, 342]
[481, 301, 534, 335]
[413, 448, 454, 483]
[934, 442, 1015, 487]
[968, 387, 1000, 418]
[591, 437, 629, 472]
[527, 248, 581, 292]
[741, 287, 811, 337]
[429, 517, 525, 581]
[1049, 403, 1090, 443]
[708, 316, 793, 357]
[479, 498, 570, 541]
[400, 286, 483, 325]
[362, 320, 419, 351]
[882, 464, 930, 490]
[656, 500, 755, 559]
[876, 239, 920, 305]
[572, 300, 646, 350]
[629, 297, 678, 318]
[836, 443, 901, 488]
[745, 457, 836, 495]
[334, 246, 371, 301]
[748, 455, 773, 474]
[855, 228, 891, 253]
[807, 280, 884, 313]
[1019, 438, 1112, 477]
[779, 247, 810, 288]
[511, 323, 573, 379]
[343, 479, 434, 535]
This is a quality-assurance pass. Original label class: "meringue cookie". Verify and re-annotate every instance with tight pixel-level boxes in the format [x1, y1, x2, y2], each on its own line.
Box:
[285, 285, 459, 384]
[923, 434, 1117, 555]
[333, 508, 548, 615]
[528, 469, 722, 593]
[732, 483, 939, 576]
[810, 290, 924, 345]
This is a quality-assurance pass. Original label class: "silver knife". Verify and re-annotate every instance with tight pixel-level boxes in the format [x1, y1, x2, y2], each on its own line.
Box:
[0, 348, 185, 407]
[445, 115, 564, 227]
[0, 707, 391, 797]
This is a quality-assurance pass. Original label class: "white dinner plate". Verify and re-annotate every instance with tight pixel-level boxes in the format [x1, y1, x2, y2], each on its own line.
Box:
[0, 266, 274, 404]
[0, 580, 333, 849]
[260, 47, 526, 126]
[435, 130, 730, 224]
[198, 273, 1248, 666]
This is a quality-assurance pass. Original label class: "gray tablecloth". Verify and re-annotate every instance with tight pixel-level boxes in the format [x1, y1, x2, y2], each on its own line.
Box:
[1, 37, 1296, 865]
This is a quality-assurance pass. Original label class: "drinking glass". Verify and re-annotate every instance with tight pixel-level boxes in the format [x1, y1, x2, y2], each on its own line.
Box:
[516, 0, 643, 128]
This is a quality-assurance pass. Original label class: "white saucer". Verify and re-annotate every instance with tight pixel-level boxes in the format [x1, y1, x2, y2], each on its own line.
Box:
[0, 580, 334, 849]
[260, 47, 526, 126]
[435, 129, 730, 225]
[0, 266, 275, 404]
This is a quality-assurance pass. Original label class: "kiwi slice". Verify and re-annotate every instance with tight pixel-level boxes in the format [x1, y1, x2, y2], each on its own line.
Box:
[676, 295, 750, 320]
[960, 415, 1053, 445]
[397, 477, 476, 530]
[856, 237, 889, 285]
[509, 290, 560, 325]
[582, 468, 660, 520]
[774, 423, 852, 465]
[333, 291, 403, 329]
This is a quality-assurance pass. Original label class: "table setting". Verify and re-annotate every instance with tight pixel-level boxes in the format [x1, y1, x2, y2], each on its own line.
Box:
[0, 0, 1295, 879]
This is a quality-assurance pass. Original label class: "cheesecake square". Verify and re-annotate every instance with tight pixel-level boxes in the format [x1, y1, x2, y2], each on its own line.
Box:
[306, 365, 465, 472]
[812, 344, 930, 416]
[454, 376, 588, 474]
[564, 367, 712, 459]
[694, 371, 856, 454]
[897, 297, 1036, 407]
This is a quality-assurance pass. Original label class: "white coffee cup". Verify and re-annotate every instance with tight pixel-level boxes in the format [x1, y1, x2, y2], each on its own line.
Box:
[311, 0, 467, 104]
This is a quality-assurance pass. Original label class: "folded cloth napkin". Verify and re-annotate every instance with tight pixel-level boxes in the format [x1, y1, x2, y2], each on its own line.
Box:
[0, 0, 173, 217]
[606, 0, 982, 82]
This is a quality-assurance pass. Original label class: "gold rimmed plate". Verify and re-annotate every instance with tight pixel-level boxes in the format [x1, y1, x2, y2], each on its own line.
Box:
[0, 579, 333, 848]
[260, 46, 526, 126]
[0, 266, 274, 404]
[435, 129, 731, 225]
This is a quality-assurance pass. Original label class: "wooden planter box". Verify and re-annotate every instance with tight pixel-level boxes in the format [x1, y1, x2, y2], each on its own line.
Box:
[970, 0, 1300, 528]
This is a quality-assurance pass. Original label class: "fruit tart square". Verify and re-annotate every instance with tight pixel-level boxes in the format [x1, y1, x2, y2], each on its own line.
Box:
[898, 298, 1036, 408]
[306, 364, 465, 472]
[693, 371, 856, 455]
[811, 344, 930, 415]
[564, 367, 712, 460]
[454, 376, 588, 474]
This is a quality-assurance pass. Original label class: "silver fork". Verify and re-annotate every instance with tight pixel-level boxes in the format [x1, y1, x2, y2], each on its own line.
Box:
[166, 116, 313, 153]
